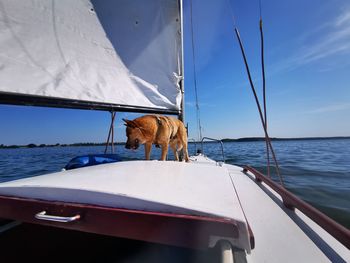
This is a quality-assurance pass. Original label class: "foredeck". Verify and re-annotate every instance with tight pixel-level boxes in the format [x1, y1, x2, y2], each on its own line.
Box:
[0, 157, 349, 262]
[0, 160, 240, 219]
[0, 158, 250, 251]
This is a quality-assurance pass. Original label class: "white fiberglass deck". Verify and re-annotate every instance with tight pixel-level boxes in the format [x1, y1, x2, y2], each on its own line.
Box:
[0, 157, 348, 262]
[226, 165, 350, 262]
[0, 158, 250, 250]
[0, 160, 239, 219]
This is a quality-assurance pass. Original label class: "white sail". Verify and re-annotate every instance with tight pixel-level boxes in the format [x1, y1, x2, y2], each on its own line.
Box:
[0, 0, 182, 113]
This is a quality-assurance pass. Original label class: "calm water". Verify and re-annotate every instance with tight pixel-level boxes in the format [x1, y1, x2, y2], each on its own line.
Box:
[0, 139, 349, 228]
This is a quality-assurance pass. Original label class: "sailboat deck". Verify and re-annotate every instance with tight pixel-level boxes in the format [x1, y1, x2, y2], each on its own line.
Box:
[227, 165, 349, 262]
[0, 158, 349, 262]
[0, 158, 250, 250]
[0, 160, 242, 220]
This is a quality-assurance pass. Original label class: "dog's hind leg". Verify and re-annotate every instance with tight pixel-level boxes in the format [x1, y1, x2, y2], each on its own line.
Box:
[170, 139, 179, 161]
[160, 143, 168, 161]
[177, 137, 189, 162]
[177, 125, 189, 162]
[182, 142, 189, 162]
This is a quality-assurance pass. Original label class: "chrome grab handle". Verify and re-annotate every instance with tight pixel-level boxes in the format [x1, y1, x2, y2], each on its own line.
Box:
[200, 137, 226, 163]
[35, 211, 80, 223]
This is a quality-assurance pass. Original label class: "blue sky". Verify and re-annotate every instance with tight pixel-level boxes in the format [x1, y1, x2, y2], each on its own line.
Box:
[1, 0, 350, 145]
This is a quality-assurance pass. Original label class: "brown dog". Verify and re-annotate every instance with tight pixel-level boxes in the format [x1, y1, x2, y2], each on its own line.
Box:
[123, 115, 189, 162]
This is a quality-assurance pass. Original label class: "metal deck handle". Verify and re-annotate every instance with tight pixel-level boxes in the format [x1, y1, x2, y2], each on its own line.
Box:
[200, 137, 226, 163]
[35, 211, 80, 223]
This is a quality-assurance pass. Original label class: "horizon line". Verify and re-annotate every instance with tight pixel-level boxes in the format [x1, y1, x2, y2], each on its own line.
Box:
[1, 136, 349, 148]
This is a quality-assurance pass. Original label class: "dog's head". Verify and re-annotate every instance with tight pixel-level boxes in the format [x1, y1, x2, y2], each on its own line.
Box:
[123, 118, 146, 150]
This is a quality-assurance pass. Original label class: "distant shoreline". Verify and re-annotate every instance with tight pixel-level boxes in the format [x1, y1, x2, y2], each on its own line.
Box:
[0, 142, 125, 149]
[1, 136, 349, 149]
[221, 136, 350, 142]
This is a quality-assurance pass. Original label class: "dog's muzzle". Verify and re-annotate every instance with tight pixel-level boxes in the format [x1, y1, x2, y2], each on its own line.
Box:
[125, 141, 139, 150]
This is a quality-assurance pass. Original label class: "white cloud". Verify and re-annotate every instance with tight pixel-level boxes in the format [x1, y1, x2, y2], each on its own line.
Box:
[295, 27, 350, 65]
[335, 9, 350, 26]
[187, 0, 227, 71]
[308, 103, 350, 114]
[275, 8, 350, 72]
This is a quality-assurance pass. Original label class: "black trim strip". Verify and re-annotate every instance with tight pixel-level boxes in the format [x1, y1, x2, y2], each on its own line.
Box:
[0, 93, 180, 115]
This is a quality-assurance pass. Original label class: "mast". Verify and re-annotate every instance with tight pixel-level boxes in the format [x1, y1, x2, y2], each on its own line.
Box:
[179, 0, 185, 122]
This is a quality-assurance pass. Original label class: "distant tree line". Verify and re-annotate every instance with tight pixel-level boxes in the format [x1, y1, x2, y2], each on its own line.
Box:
[221, 136, 350, 142]
[0, 142, 125, 149]
[0, 143, 63, 149]
[1, 136, 349, 150]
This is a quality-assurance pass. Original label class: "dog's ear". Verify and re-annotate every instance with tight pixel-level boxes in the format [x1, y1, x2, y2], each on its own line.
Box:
[123, 118, 137, 128]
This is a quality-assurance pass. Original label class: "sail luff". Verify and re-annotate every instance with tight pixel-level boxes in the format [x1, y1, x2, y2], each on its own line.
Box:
[179, 0, 185, 122]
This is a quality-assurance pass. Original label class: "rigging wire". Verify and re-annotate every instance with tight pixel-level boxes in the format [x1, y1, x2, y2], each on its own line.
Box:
[234, 28, 284, 186]
[259, 0, 262, 19]
[225, 0, 284, 186]
[259, 2, 271, 178]
[104, 111, 116, 154]
[189, 0, 203, 142]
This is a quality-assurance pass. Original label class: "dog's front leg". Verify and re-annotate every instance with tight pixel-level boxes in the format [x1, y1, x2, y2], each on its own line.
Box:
[160, 143, 168, 161]
[144, 142, 152, 160]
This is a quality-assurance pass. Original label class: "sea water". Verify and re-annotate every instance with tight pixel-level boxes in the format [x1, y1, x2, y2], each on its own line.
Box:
[0, 139, 349, 228]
